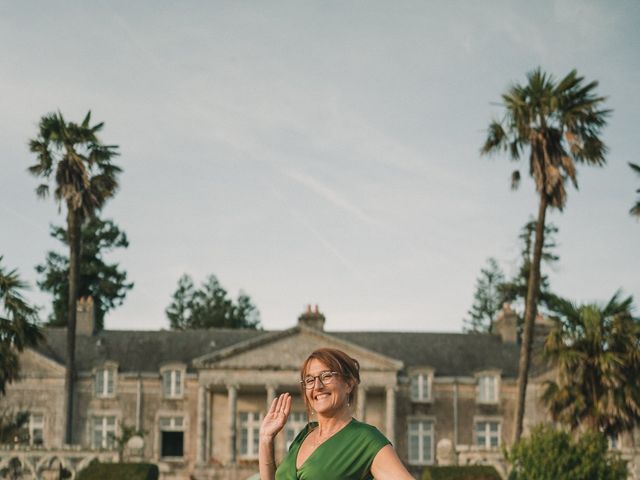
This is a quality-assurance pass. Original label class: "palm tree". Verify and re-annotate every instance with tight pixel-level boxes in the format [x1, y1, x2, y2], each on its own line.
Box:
[542, 292, 640, 438]
[0, 257, 41, 396]
[481, 69, 610, 442]
[629, 162, 640, 217]
[28, 111, 120, 444]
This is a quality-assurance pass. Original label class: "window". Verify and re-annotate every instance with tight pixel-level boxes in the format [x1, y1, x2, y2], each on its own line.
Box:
[239, 412, 262, 458]
[160, 416, 184, 458]
[410, 373, 432, 402]
[477, 375, 498, 403]
[95, 367, 116, 397]
[408, 419, 434, 465]
[285, 412, 307, 449]
[92, 416, 116, 449]
[475, 421, 500, 449]
[18, 413, 44, 446]
[162, 369, 183, 398]
[28, 413, 44, 446]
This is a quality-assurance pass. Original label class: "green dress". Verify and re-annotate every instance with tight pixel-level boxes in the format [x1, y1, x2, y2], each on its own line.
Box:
[275, 418, 391, 480]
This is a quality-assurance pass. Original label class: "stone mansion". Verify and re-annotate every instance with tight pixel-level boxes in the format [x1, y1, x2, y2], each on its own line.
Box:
[1, 299, 639, 479]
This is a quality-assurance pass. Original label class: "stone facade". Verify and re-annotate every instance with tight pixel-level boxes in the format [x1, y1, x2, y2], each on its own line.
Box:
[1, 304, 639, 480]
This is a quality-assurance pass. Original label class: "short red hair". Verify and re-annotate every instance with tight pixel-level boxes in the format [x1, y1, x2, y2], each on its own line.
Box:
[299, 348, 361, 415]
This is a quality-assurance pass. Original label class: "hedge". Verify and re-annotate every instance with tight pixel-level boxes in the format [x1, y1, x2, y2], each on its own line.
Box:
[77, 462, 159, 480]
[422, 465, 502, 480]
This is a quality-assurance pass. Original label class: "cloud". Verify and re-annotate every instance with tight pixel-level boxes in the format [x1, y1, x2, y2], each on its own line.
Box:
[281, 169, 380, 227]
[264, 180, 363, 278]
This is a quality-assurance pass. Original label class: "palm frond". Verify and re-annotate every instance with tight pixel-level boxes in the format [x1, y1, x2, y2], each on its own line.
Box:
[511, 170, 520, 190]
[629, 163, 640, 218]
[35, 184, 49, 198]
[81, 110, 92, 128]
[481, 121, 508, 155]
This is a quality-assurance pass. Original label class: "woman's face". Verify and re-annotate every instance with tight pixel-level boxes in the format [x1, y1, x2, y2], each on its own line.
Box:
[304, 358, 352, 417]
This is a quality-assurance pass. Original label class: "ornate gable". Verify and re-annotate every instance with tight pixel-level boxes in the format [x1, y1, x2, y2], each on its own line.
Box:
[194, 326, 402, 372]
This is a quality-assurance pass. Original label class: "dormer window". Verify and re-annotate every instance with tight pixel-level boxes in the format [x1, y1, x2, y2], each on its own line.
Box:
[410, 371, 433, 402]
[160, 365, 185, 399]
[477, 373, 499, 404]
[95, 365, 117, 398]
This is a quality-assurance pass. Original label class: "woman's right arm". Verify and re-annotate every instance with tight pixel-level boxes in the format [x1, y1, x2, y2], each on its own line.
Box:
[370, 444, 416, 480]
[259, 393, 291, 480]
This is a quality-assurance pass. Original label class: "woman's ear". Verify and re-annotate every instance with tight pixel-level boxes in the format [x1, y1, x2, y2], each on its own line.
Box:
[347, 379, 355, 393]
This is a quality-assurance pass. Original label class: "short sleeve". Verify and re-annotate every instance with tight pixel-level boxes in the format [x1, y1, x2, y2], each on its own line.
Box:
[350, 422, 392, 474]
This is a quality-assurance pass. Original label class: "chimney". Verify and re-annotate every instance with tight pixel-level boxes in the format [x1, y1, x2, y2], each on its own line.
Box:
[76, 296, 96, 336]
[493, 303, 517, 343]
[297, 304, 326, 330]
[533, 313, 554, 350]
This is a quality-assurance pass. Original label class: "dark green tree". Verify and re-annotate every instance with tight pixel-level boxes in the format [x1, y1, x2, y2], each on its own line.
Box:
[482, 69, 609, 441]
[498, 220, 561, 322]
[0, 257, 42, 396]
[36, 216, 133, 331]
[165, 275, 196, 330]
[166, 274, 261, 330]
[28, 110, 121, 443]
[507, 425, 627, 480]
[465, 221, 560, 334]
[542, 292, 640, 438]
[629, 162, 640, 217]
[463, 258, 506, 333]
[0, 409, 30, 444]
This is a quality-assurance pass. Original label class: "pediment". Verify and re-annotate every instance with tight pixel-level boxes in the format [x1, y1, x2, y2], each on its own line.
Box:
[194, 326, 402, 372]
[18, 348, 65, 378]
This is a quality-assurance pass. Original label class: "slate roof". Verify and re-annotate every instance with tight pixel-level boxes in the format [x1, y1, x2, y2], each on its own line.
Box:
[37, 328, 267, 373]
[332, 331, 520, 377]
[35, 327, 520, 377]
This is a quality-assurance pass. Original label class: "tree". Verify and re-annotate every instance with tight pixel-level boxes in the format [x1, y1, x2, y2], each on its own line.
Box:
[28, 111, 121, 444]
[36, 216, 133, 331]
[0, 257, 41, 396]
[165, 275, 196, 330]
[166, 274, 261, 330]
[507, 424, 627, 480]
[465, 221, 559, 334]
[542, 292, 640, 438]
[463, 257, 506, 333]
[498, 220, 561, 322]
[629, 162, 640, 217]
[0, 409, 30, 444]
[482, 68, 609, 441]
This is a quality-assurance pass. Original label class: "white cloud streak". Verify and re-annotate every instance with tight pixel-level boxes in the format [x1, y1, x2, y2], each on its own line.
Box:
[281, 169, 380, 227]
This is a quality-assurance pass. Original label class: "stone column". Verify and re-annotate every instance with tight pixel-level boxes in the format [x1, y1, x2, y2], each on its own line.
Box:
[266, 384, 277, 408]
[385, 386, 396, 444]
[228, 384, 238, 464]
[205, 387, 211, 461]
[356, 386, 367, 421]
[196, 385, 207, 464]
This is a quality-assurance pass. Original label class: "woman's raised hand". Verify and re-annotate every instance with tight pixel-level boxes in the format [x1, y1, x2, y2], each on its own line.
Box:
[260, 393, 292, 440]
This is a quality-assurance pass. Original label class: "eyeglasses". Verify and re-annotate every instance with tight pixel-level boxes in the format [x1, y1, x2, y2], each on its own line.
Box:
[300, 371, 340, 390]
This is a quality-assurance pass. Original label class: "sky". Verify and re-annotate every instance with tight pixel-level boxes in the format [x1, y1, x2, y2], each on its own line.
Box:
[1, 0, 638, 333]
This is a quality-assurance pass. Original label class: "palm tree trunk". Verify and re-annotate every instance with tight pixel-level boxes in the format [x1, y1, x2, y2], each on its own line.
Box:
[513, 190, 547, 443]
[64, 208, 81, 444]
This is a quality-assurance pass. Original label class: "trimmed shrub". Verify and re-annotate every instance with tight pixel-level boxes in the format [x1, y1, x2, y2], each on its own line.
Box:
[77, 462, 159, 480]
[422, 465, 502, 480]
[507, 425, 627, 480]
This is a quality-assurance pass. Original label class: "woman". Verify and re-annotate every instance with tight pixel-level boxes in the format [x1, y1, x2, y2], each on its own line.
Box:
[259, 347, 414, 479]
